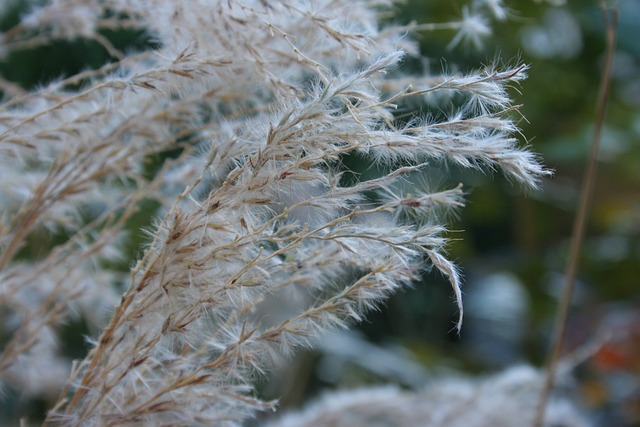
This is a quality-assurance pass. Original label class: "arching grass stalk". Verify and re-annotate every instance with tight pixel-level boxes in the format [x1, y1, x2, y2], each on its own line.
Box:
[533, 5, 618, 427]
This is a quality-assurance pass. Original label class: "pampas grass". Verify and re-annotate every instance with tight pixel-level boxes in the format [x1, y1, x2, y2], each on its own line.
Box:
[0, 1, 550, 425]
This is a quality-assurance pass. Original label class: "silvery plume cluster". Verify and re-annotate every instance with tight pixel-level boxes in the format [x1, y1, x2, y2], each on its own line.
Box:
[268, 366, 590, 427]
[0, 0, 548, 425]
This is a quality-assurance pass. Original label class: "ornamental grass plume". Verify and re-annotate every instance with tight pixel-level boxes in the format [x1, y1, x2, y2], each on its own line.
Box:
[0, 0, 548, 425]
[265, 366, 590, 427]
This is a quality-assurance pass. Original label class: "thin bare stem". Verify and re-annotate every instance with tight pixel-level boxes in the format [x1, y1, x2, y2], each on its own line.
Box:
[533, 5, 618, 427]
